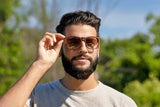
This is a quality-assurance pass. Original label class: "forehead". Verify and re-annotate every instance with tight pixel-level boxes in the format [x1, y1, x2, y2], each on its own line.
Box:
[64, 24, 97, 38]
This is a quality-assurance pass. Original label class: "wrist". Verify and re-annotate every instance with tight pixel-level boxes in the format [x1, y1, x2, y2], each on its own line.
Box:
[32, 60, 52, 73]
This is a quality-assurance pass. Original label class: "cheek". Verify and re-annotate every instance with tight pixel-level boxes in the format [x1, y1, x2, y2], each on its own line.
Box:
[93, 48, 99, 55]
[91, 49, 99, 60]
[96, 48, 100, 57]
[62, 44, 75, 60]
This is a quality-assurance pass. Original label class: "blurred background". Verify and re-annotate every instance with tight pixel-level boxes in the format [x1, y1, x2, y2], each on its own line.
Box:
[1, 0, 160, 106]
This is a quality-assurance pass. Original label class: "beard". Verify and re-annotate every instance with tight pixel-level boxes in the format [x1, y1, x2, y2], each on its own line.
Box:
[61, 51, 99, 80]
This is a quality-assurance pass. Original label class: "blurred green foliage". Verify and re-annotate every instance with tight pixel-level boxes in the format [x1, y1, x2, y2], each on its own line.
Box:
[1, 0, 160, 106]
[98, 13, 160, 106]
[99, 33, 153, 91]
[124, 77, 160, 107]
[148, 13, 160, 46]
[0, 0, 25, 95]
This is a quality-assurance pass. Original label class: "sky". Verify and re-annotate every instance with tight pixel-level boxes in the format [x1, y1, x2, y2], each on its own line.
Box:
[57, 0, 160, 39]
[23, 0, 160, 40]
[99, 0, 160, 39]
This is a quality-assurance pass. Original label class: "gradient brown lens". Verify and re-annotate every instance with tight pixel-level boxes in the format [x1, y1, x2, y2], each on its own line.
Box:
[65, 36, 100, 50]
[86, 37, 99, 49]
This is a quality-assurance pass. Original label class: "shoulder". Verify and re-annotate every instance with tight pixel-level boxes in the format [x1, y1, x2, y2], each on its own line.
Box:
[33, 79, 60, 95]
[98, 81, 137, 107]
[98, 81, 123, 96]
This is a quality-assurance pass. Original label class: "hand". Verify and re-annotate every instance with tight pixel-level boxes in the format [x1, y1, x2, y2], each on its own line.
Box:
[37, 32, 65, 67]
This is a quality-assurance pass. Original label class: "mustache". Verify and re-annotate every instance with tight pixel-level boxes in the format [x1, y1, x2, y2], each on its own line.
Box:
[71, 54, 92, 62]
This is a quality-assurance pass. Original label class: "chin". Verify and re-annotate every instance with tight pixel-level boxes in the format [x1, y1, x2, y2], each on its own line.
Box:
[73, 60, 90, 65]
[61, 51, 98, 80]
[74, 64, 90, 70]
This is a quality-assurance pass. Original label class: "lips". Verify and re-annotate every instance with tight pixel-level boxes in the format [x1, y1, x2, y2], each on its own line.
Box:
[75, 56, 88, 59]
[75, 57, 89, 61]
[71, 54, 92, 62]
[71, 55, 92, 62]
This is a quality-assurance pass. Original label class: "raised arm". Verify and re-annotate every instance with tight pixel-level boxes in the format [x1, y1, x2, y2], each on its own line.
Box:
[0, 32, 65, 107]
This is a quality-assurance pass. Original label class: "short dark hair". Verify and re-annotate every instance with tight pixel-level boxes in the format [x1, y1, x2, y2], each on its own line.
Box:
[56, 11, 101, 36]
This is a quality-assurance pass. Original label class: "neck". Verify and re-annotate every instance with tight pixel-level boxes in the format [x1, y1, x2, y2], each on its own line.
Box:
[60, 73, 98, 91]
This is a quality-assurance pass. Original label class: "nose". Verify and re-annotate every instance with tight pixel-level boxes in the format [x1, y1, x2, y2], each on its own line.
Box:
[79, 41, 88, 54]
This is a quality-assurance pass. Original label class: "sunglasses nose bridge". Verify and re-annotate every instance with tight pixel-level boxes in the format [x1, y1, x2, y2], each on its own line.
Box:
[65, 36, 99, 51]
[78, 37, 86, 46]
[79, 41, 88, 53]
[75, 37, 86, 50]
[80, 37, 88, 47]
[80, 37, 86, 42]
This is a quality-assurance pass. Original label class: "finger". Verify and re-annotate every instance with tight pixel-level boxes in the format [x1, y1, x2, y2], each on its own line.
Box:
[45, 33, 56, 45]
[55, 33, 65, 40]
[45, 32, 65, 42]
[39, 36, 53, 50]
[39, 36, 47, 47]
[45, 32, 57, 43]
[45, 35, 54, 46]
[42, 32, 65, 51]
[53, 39, 64, 53]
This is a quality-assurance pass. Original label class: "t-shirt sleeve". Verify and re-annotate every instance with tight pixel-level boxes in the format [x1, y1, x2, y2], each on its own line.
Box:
[121, 94, 137, 107]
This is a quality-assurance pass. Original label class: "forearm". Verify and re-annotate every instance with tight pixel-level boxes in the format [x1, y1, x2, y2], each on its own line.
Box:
[0, 32, 64, 107]
[0, 60, 50, 107]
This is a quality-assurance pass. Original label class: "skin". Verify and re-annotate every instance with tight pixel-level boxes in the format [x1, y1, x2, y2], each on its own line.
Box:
[61, 24, 100, 91]
[0, 24, 100, 107]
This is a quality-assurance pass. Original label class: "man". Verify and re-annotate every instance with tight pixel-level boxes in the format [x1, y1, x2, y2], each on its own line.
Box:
[0, 11, 137, 107]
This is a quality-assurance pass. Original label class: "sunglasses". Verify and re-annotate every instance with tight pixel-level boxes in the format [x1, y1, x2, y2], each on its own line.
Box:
[64, 36, 100, 50]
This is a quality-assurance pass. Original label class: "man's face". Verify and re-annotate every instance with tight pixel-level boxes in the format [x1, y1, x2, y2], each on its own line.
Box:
[61, 24, 100, 80]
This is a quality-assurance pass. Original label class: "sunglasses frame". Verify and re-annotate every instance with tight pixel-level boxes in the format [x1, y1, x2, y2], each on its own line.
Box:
[64, 36, 101, 50]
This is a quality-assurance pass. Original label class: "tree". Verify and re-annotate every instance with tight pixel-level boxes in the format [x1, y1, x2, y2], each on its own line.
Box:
[21, 0, 64, 83]
[21, 0, 121, 83]
[0, 0, 25, 95]
[98, 13, 160, 106]
[124, 77, 160, 107]
[99, 33, 154, 91]
[147, 13, 160, 46]
[123, 13, 160, 107]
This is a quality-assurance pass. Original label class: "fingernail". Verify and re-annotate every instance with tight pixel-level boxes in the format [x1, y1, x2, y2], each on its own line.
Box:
[51, 41, 53, 46]
[54, 37, 57, 42]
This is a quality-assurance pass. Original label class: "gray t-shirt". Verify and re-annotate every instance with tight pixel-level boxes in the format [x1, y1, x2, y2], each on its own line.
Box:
[26, 79, 137, 107]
